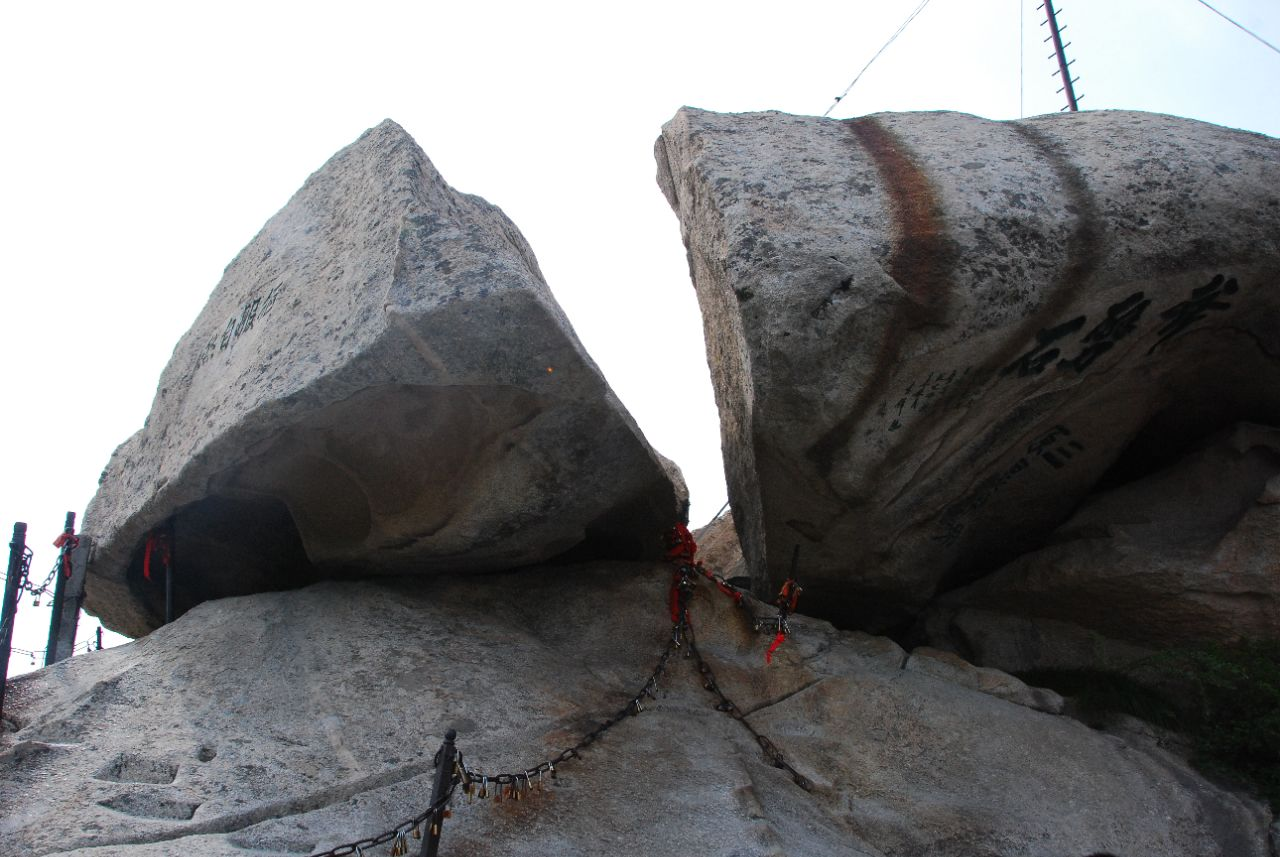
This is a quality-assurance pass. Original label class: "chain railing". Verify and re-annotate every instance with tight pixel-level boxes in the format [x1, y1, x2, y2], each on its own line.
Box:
[0, 544, 33, 645]
[4, 516, 808, 853]
[305, 523, 809, 856]
[305, 773, 458, 857]
[8, 639, 96, 666]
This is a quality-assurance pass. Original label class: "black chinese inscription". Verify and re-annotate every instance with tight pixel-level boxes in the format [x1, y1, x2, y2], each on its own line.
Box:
[1001, 316, 1086, 378]
[192, 282, 287, 372]
[1147, 275, 1239, 354]
[879, 275, 1241, 437]
[1002, 275, 1241, 380]
[880, 367, 979, 431]
[1057, 292, 1151, 373]
[1026, 424, 1084, 470]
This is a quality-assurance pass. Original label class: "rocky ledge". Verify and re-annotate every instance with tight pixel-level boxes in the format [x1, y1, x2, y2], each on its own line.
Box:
[3, 563, 1270, 856]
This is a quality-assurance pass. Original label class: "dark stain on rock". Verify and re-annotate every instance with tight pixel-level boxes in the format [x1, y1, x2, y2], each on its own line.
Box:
[808, 117, 955, 477]
[1005, 123, 1103, 343]
[849, 117, 955, 313]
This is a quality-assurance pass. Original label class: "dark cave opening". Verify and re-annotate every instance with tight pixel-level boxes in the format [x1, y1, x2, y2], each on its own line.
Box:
[125, 494, 317, 627]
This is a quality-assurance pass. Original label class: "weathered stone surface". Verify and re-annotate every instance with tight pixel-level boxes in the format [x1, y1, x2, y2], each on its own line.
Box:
[85, 120, 684, 638]
[699, 513, 1067, 712]
[923, 605, 1156, 676]
[3, 564, 1270, 856]
[694, 510, 747, 582]
[926, 422, 1280, 672]
[904, 646, 1065, 714]
[656, 107, 1280, 631]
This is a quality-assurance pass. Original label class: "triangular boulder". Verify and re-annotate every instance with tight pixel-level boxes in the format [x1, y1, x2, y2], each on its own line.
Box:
[85, 120, 685, 637]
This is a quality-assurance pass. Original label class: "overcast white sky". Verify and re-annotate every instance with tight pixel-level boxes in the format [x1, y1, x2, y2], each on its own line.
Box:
[2, 0, 1277, 672]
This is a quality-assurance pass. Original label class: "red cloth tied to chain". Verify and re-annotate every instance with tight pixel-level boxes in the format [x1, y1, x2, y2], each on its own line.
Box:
[669, 569, 684, 623]
[52, 532, 80, 579]
[765, 631, 787, 664]
[666, 522, 698, 564]
[764, 578, 803, 664]
[143, 532, 172, 582]
[701, 567, 744, 605]
[776, 578, 802, 613]
[666, 522, 746, 619]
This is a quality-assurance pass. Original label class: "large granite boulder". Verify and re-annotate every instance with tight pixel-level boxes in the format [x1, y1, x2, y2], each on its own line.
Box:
[3, 563, 1270, 856]
[926, 422, 1280, 673]
[85, 120, 684, 638]
[656, 107, 1280, 631]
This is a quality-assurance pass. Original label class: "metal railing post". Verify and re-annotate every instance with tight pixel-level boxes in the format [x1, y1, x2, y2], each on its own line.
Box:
[419, 729, 457, 857]
[164, 520, 175, 625]
[1, 522, 29, 721]
[49, 534, 90, 664]
[44, 512, 75, 665]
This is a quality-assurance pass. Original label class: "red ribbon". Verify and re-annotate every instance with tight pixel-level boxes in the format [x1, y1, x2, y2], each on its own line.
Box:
[777, 579, 802, 612]
[702, 567, 744, 605]
[765, 631, 787, 664]
[52, 532, 80, 579]
[666, 522, 698, 564]
[143, 532, 171, 582]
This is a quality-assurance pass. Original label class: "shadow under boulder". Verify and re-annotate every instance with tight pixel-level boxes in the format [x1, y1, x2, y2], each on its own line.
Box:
[925, 422, 1280, 674]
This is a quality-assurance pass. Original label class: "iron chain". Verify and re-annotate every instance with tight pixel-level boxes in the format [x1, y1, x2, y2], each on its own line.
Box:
[687, 631, 813, 791]
[304, 554, 811, 855]
[304, 775, 457, 857]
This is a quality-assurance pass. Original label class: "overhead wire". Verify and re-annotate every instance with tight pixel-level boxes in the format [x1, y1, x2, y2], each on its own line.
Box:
[1193, 0, 1280, 57]
[10, 639, 97, 665]
[822, 0, 937, 117]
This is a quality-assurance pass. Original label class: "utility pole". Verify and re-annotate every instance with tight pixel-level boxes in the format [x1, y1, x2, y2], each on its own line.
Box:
[1042, 0, 1081, 111]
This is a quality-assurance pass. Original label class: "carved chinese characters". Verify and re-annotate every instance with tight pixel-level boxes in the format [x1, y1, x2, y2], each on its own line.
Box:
[658, 107, 1280, 630]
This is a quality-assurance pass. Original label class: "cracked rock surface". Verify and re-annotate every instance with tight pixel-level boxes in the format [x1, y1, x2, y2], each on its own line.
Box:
[656, 107, 1280, 632]
[3, 563, 1270, 856]
[84, 120, 684, 638]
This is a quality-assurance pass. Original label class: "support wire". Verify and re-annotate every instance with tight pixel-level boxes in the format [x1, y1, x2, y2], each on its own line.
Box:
[1193, 0, 1280, 57]
[822, 0, 937, 117]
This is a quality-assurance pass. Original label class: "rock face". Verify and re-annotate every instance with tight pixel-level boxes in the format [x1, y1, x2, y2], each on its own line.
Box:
[694, 510, 747, 582]
[84, 120, 684, 638]
[656, 108, 1280, 633]
[926, 422, 1280, 673]
[4, 563, 1271, 856]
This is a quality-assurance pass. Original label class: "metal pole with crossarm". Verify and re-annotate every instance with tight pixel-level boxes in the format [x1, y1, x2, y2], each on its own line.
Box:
[1043, 0, 1081, 111]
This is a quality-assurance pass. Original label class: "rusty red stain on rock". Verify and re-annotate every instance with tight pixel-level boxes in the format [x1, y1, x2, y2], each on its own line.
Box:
[847, 117, 954, 314]
[807, 118, 955, 476]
